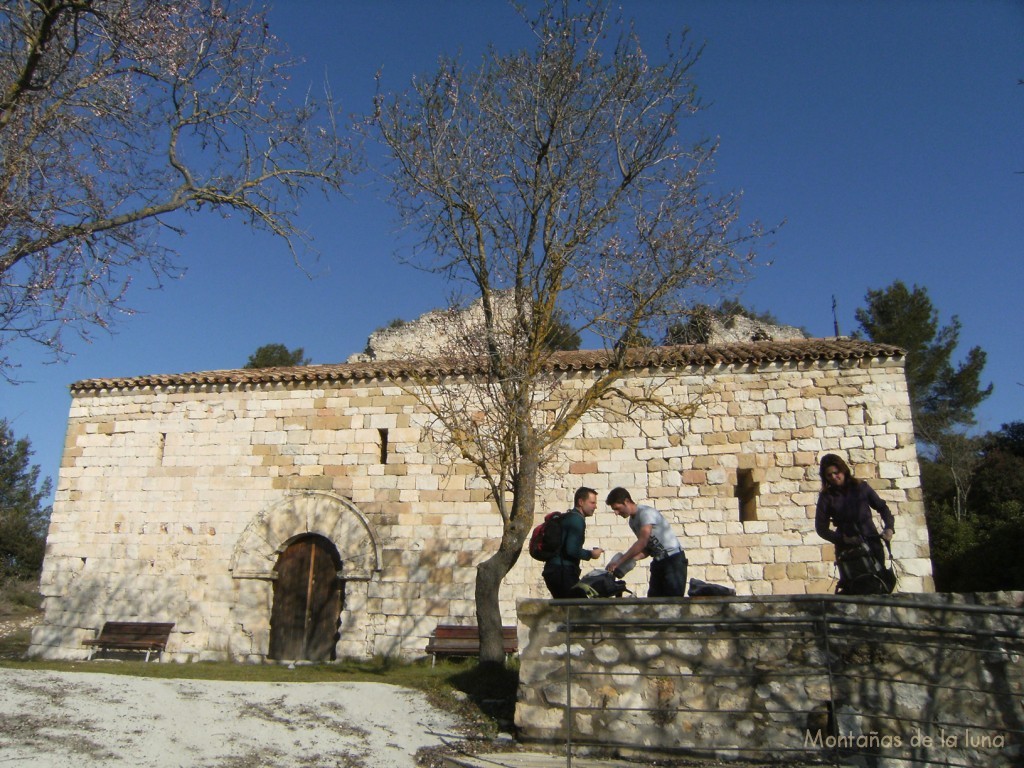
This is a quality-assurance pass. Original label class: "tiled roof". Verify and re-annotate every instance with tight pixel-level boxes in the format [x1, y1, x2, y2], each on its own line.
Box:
[69, 338, 904, 392]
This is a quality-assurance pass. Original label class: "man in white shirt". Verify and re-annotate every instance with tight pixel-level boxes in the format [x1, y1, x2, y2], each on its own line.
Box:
[605, 487, 687, 597]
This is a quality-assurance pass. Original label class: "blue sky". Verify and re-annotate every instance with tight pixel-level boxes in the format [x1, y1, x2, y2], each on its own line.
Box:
[3, 0, 1022, 501]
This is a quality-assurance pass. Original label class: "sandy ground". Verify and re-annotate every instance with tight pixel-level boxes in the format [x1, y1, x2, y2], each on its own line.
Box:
[0, 666, 463, 768]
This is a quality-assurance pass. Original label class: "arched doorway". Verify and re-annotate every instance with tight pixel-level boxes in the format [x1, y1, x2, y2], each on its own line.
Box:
[269, 534, 343, 661]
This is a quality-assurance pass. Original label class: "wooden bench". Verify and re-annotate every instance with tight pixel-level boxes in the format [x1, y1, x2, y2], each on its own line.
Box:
[425, 625, 518, 665]
[83, 621, 175, 662]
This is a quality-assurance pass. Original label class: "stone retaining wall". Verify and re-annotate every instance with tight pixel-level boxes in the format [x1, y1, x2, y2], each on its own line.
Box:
[515, 593, 1024, 766]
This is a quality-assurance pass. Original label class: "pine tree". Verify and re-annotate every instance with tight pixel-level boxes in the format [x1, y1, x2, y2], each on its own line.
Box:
[243, 344, 311, 369]
[855, 281, 992, 445]
[855, 281, 999, 590]
[0, 419, 52, 580]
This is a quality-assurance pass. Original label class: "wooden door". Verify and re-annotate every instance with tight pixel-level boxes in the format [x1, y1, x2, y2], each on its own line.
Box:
[269, 535, 342, 661]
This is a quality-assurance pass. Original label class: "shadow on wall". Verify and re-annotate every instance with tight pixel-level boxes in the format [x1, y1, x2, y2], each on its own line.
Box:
[28, 488, 481, 662]
[29, 560, 194, 660]
[515, 593, 1024, 766]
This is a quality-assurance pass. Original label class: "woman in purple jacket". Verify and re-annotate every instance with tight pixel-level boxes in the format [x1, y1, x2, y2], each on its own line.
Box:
[815, 453, 895, 591]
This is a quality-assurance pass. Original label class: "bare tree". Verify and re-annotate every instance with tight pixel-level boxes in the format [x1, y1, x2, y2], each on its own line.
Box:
[934, 431, 983, 524]
[371, 0, 765, 663]
[0, 0, 354, 374]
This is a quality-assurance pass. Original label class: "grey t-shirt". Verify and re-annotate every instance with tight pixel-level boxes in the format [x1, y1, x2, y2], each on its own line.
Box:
[629, 504, 682, 560]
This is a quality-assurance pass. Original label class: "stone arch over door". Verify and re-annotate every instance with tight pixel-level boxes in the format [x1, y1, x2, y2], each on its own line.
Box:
[229, 492, 382, 660]
[230, 491, 381, 580]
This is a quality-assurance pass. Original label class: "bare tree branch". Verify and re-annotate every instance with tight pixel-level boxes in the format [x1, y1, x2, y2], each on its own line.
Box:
[0, 0, 356, 373]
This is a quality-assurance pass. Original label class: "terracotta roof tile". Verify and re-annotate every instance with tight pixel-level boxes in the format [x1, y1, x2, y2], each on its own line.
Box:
[69, 338, 904, 393]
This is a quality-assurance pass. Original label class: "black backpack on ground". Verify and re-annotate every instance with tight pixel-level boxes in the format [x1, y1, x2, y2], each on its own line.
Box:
[568, 570, 631, 598]
[688, 578, 736, 597]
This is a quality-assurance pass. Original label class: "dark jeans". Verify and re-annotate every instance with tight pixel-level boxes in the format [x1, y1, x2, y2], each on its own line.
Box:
[543, 562, 582, 599]
[648, 551, 688, 597]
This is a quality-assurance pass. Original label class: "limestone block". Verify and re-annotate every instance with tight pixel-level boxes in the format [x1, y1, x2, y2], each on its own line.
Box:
[878, 462, 903, 479]
[706, 468, 727, 485]
[794, 410, 817, 429]
[710, 547, 732, 566]
[872, 433, 899, 450]
[842, 450, 872, 468]
[883, 446, 919, 464]
[730, 563, 765, 581]
[763, 563, 787, 581]
[885, 420, 915, 436]
[745, 546, 774, 564]
[762, 532, 804, 547]
[729, 546, 751, 565]
[838, 435, 865, 451]
[825, 410, 849, 426]
[790, 545, 824, 563]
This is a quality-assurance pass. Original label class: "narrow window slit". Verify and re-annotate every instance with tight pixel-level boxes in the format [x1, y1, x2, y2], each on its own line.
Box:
[735, 468, 759, 523]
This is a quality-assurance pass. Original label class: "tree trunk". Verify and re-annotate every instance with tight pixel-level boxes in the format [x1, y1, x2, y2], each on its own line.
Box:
[474, 453, 539, 665]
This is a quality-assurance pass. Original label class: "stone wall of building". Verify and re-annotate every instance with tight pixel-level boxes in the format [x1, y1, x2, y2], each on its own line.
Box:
[515, 593, 1024, 765]
[29, 342, 933, 662]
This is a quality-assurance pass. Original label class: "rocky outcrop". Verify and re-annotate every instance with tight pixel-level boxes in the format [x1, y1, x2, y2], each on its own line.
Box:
[350, 299, 806, 363]
[702, 313, 805, 344]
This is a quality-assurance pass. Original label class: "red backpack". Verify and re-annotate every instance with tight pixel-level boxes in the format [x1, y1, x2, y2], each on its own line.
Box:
[528, 511, 567, 561]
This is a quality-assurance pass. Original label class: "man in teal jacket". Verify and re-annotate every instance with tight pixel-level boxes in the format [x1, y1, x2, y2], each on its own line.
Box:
[543, 486, 604, 598]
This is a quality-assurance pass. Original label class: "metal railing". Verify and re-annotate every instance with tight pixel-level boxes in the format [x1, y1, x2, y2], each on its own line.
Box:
[550, 596, 1024, 767]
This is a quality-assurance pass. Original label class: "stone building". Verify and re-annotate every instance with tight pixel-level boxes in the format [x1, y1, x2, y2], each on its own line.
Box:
[29, 338, 933, 663]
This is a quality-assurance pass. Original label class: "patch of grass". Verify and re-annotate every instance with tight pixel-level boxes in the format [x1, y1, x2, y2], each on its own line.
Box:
[2, 653, 489, 684]
[0, 625, 36, 659]
[0, 577, 43, 616]
[0, 578, 43, 661]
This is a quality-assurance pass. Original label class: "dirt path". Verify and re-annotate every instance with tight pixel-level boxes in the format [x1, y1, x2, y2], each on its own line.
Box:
[0, 667, 462, 768]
